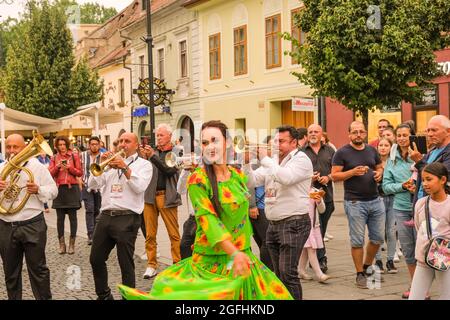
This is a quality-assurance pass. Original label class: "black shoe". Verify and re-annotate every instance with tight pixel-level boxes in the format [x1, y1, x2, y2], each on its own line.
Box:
[386, 260, 398, 274]
[97, 292, 114, 300]
[375, 259, 385, 274]
[319, 258, 328, 274]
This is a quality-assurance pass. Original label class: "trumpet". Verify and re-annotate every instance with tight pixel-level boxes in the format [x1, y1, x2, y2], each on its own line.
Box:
[165, 152, 201, 170]
[90, 150, 126, 177]
[233, 136, 272, 154]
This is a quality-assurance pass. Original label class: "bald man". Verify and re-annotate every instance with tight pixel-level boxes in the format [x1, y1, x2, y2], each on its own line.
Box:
[88, 132, 153, 300]
[303, 124, 336, 274]
[411, 115, 450, 204]
[0, 134, 57, 300]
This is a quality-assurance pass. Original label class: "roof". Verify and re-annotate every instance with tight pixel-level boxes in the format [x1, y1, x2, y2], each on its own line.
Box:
[182, 0, 209, 8]
[93, 44, 130, 69]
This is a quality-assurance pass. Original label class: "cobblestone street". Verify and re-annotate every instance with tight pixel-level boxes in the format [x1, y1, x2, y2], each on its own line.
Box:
[0, 224, 164, 300]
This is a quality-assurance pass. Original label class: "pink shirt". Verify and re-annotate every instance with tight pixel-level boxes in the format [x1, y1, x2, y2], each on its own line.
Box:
[414, 195, 450, 265]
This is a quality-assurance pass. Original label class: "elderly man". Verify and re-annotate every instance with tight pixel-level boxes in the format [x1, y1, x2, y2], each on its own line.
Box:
[250, 125, 313, 300]
[140, 123, 182, 279]
[303, 124, 335, 273]
[331, 121, 385, 289]
[410, 115, 450, 204]
[0, 134, 58, 300]
[88, 132, 153, 300]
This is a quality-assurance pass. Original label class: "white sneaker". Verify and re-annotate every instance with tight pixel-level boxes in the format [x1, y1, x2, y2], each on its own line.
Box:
[143, 267, 158, 279]
[325, 232, 334, 240]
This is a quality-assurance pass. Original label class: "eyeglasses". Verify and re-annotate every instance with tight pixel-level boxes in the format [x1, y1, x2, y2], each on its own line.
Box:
[350, 130, 367, 135]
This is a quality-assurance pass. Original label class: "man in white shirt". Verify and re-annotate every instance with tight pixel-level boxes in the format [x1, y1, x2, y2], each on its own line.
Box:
[88, 132, 152, 300]
[251, 125, 313, 300]
[0, 134, 58, 300]
[80, 136, 102, 245]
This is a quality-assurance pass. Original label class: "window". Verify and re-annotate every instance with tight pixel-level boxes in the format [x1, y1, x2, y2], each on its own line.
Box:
[118, 78, 125, 107]
[158, 48, 165, 80]
[234, 25, 247, 76]
[139, 55, 145, 79]
[209, 33, 221, 80]
[265, 14, 281, 69]
[179, 40, 188, 78]
[142, 0, 147, 11]
[291, 8, 306, 65]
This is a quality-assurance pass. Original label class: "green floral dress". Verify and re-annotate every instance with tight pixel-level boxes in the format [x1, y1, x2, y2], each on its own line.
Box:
[118, 166, 292, 300]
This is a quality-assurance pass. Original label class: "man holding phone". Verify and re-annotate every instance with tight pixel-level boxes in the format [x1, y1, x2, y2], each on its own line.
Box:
[410, 115, 450, 204]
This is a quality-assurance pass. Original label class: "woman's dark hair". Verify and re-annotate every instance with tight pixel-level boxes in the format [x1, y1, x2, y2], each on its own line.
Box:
[201, 120, 230, 216]
[403, 120, 416, 136]
[54, 136, 71, 152]
[423, 162, 450, 194]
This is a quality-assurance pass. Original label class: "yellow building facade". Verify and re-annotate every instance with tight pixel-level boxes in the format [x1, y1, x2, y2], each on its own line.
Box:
[187, 0, 315, 141]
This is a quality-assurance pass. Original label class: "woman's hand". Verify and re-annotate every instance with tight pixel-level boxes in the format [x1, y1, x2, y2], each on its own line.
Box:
[232, 251, 252, 278]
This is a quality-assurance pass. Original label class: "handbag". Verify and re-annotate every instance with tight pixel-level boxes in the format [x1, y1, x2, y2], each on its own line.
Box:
[424, 196, 450, 271]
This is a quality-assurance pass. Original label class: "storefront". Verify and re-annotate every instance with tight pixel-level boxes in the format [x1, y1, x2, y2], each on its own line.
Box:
[325, 48, 450, 148]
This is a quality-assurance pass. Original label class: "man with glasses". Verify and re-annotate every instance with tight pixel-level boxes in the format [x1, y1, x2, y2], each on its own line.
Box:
[80, 136, 103, 245]
[331, 121, 385, 289]
[370, 119, 391, 148]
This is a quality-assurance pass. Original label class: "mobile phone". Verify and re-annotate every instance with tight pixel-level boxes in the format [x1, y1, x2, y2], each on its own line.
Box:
[409, 135, 427, 154]
[61, 159, 67, 165]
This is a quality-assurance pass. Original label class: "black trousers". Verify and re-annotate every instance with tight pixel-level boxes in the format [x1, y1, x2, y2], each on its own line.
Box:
[56, 208, 78, 238]
[266, 215, 311, 300]
[90, 213, 141, 299]
[251, 208, 273, 271]
[81, 187, 101, 238]
[0, 215, 52, 300]
[316, 201, 335, 262]
[180, 215, 196, 259]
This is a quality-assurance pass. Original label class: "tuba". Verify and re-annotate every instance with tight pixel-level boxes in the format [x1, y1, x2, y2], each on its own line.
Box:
[0, 131, 53, 215]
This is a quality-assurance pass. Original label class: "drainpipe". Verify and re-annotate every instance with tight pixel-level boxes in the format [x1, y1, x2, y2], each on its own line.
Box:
[120, 29, 134, 133]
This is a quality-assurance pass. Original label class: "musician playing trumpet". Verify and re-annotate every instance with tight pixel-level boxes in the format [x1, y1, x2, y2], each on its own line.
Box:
[88, 132, 152, 300]
[0, 134, 57, 300]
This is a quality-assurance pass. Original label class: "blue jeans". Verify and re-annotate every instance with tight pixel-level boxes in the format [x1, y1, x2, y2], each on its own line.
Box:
[344, 198, 385, 248]
[376, 195, 397, 261]
[393, 209, 417, 265]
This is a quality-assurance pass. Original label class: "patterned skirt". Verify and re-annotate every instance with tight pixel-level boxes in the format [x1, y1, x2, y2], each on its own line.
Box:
[118, 249, 292, 300]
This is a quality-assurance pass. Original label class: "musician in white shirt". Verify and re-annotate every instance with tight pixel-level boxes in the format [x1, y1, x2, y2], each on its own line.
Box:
[249, 125, 313, 300]
[0, 134, 58, 300]
[88, 132, 152, 300]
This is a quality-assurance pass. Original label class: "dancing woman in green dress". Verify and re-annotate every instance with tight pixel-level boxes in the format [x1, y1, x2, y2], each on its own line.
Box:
[119, 120, 292, 300]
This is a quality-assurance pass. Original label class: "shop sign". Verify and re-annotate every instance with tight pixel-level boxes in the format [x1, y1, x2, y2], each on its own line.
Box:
[133, 78, 175, 107]
[292, 97, 315, 111]
[416, 86, 438, 107]
[437, 61, 450, 76]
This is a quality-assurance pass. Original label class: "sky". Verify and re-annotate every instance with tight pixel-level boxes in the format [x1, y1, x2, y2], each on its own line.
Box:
[0, 0, 132, 22]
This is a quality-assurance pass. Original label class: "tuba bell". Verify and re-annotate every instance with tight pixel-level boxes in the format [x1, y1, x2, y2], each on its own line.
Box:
[0, 131, 53, 216]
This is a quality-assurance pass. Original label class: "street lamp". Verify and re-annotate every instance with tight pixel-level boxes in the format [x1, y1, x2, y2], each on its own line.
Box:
[145, 0, 156, 147]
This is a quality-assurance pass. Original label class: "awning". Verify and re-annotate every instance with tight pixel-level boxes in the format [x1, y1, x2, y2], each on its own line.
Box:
[56, 128, 93, 136]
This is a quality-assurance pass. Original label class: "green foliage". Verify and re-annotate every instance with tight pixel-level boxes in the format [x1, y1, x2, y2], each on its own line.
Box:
[283, 0, 450, 116]
[1, 0, 102, 119]
[70, 55, 103, 108]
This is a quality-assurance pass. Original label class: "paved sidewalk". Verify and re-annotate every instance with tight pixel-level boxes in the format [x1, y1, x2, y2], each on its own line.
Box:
[0, 182, 439, 299]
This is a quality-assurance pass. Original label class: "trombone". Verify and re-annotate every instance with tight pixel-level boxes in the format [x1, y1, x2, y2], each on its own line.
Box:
[90, 150, 126, 177]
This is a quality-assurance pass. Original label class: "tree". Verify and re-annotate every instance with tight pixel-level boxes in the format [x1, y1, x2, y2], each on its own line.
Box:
[2, 0, 102, 118]
[69, 55, 103, 108]
[284, 0, 450, 120]
[0, 17, 24, 68]
[54, 0, 118, 24]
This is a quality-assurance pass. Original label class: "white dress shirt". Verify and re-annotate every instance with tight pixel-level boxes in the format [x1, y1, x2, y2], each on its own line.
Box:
[250, 149, 313, 221]
[177, 169, 194, 216]
[0, 158, 58, 222]
[88, 153, 153, 214]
